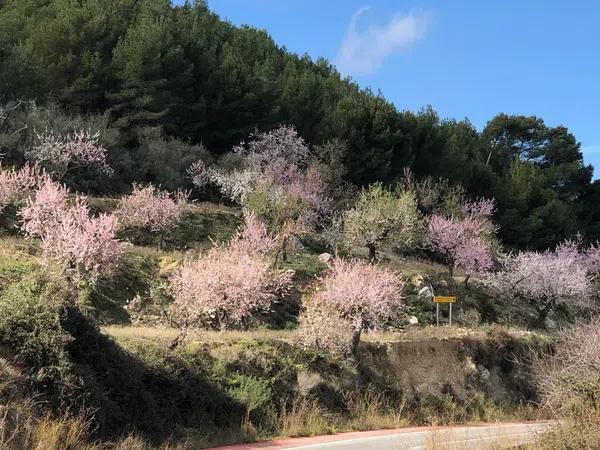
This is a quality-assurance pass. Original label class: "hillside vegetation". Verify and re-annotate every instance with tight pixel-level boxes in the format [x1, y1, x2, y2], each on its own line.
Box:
[1, 0, 599, 249]
[1, 1, 600, 449]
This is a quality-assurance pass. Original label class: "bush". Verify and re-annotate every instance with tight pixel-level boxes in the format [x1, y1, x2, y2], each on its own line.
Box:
[0, 268, 243, 443]
[0, 271, 80, 406]
[294, 298, 353, 356]
[533, 319, 600, 448]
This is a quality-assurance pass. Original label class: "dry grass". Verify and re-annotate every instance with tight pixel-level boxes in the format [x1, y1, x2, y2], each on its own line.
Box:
[278, 397, 334, 438]
[104, 324, 547, 348]
[103, 325, 292, 346]
[364, 324, 546, 343]
[344, 389, 408, 431]
[0, 236, 38, 256]
[32, 415, 97, 450]
[424, 426, 542, 450]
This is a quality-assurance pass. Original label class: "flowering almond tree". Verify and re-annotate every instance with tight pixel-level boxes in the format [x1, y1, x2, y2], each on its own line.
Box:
[340, 183, 422, 261]
[116, 184, 188, 248]
[28, 129, 113, 181]
[228, 209, 276, 256]
[206, 126, 331, 263]
[314, 258, 405, 356]
[169, 247, 293, 331]
[427, 198, 496, 280]
[169, 209, 292, 332]
[484, 241, 592, 328]
[187, 159, 210, 190]
[19, 180, 122, 281]
[0, 163, 48, 214]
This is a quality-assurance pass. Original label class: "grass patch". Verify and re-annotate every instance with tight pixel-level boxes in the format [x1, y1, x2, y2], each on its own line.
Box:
[118, 204, 241, 251]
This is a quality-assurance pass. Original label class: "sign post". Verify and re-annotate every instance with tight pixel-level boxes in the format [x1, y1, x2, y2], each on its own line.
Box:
[433, 296, 456, 326]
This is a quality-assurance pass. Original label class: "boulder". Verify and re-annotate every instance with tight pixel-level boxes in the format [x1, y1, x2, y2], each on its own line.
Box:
[407, 315, 419, 325]
[318, 253, 332, 264]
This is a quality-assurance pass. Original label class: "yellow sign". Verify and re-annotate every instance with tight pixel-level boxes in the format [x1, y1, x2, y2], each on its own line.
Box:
[433, 296, 456, 303]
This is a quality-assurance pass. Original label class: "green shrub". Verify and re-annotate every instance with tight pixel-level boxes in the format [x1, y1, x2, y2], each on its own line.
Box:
[0, 271, 80, 406]
[80, 248, 172, 325]
[228, 374, 273, 423]
[0, 269, 244, 444]
[0, 244, 40, 291]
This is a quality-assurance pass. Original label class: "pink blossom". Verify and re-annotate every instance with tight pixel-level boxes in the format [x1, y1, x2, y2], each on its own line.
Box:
[28, 129, 112, 180]
[552, 237, 600, 277]
[427, 214, 493, 275]
[116, 184, 188, 233]
[454, 237, 494, 273]
[235, 125, 311, 184]
[583, 242, 600, 275]
[19, 179, 70, 237]
[0, 163, 48, 212]
[461, 198, 495, 217]
[19, 179, 122, 281]
[485, 242, 592, 325]
[169, 247, 293, 330]
[229, 209, 275, 256]
[212, 126, 331, 233]
[315, 258, 405, 333]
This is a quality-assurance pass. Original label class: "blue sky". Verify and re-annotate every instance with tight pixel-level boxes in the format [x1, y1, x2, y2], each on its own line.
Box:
[186, 1, 600, 177]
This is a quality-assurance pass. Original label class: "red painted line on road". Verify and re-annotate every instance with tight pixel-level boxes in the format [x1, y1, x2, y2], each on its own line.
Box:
[209, 421, 550, 449]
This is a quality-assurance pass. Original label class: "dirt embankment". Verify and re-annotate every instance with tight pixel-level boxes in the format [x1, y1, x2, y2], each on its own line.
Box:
[357, 336, 543, 408]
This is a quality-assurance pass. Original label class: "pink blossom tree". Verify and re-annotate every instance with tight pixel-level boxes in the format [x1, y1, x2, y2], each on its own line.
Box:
[0, 163, 48, 214]
[228, 209, 276, 256]
[484, 241, 592, 328]
[19, 179, 122, 281]
[313, 258, 405, 356]
[461, 198, 496, 217]
[169, 247, 293, 331]
[427, 214, 493, 280]
[27, 129, 113, 181]
[116, 184, 188, 248]
[208, 126, 331, 263]
[426, 198, 497, 281]
[169, 209, 293, 335]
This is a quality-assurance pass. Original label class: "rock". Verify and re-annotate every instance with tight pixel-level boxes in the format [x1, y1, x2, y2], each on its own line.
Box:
[407, 315, 419, 325]
[544, 318, 558, 332]
[318, 253, 332, 264]
[418, 286, 433, 298]
[477, 364, 491, 380]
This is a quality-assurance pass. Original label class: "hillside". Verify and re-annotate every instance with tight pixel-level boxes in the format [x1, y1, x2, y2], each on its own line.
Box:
[0, 198, 555, 448]
[1, 1, 600, 449]
[1, 0, 599, 249]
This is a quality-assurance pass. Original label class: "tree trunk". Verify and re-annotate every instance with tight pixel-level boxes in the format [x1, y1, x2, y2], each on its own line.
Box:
[533, 297, 554, 329]
[464, 274, 471, 286]
[367, 244, 377, 263]
[351, 328, 362, 358]
[282, 236, 288, 262]
[169, 328, 187, 350]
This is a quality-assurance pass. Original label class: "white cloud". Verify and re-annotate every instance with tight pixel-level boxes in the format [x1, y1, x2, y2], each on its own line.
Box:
[335, 6, 429, 77]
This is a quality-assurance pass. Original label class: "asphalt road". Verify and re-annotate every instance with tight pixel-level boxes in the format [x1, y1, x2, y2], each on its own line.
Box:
[213, 422, 553, 450]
